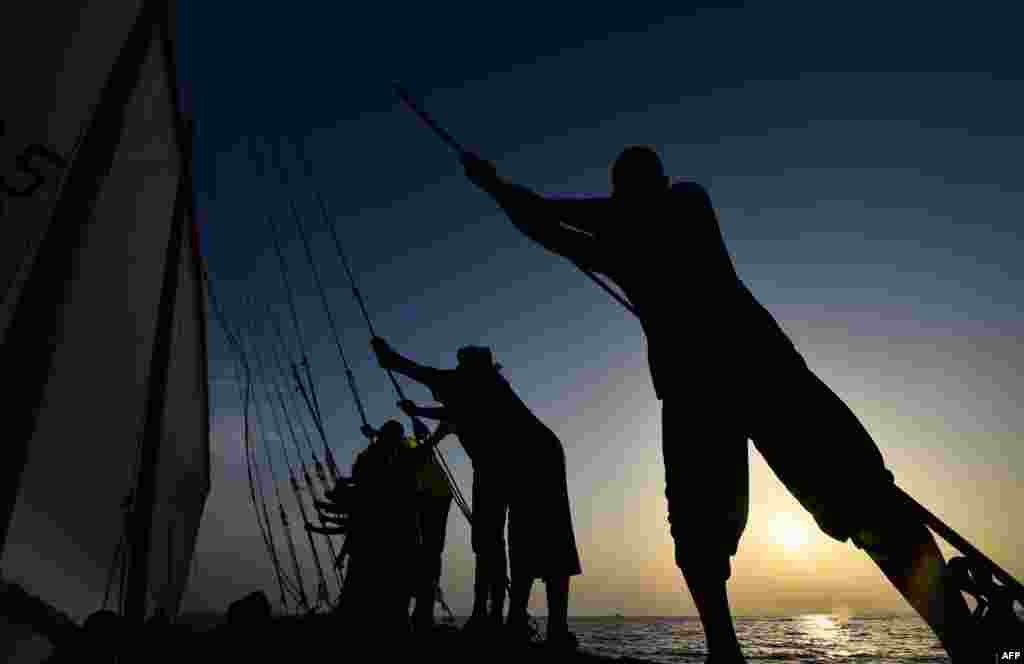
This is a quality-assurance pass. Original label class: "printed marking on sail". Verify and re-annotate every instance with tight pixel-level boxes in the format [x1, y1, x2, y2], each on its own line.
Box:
[0, 118, 68, 213]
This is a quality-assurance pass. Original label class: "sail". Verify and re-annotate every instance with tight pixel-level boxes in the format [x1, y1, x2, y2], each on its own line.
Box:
[1, 0, 209, 633]
[0, 0, 148, 335]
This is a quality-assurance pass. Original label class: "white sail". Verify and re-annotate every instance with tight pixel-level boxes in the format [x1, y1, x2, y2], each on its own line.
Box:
[1, 0, 146, 335]
[146, 189, 212, 619]
[1, 0, 209, 639]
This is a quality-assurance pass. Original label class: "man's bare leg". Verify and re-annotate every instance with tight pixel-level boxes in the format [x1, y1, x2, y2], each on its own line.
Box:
[507, 574, 533, 634]
[544, 576, 570, 640]
[860, 521, 974, 660]
[681, 568, 746, 664]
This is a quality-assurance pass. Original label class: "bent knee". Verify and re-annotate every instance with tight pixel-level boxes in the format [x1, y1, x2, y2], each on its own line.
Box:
[471, 536, 506, 558]
[674, 545, 733, 582]
[671, 530, 738, 582]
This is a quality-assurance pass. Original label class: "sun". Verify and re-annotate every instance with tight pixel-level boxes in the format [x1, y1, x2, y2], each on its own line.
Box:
[768, 511, 811, 552]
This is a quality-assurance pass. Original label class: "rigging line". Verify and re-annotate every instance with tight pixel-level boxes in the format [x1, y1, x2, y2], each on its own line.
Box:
[220, 277, 300, 606]
[264, 303, 329, 487]
[245, 378, 299, 608]
[248, 327, 319, 612]
[263, 210, 341, 482]
[253, 139, 329, 441]
[388, 85, 636, 319]
[289, 140, 462, 519]
[575, 262, 636, 317]
[434, 449, 471, 519]
[237, 315, 306, 607]
[289, 137, 486, 590]
[265, 297, 338, 482]
[288, 136, 436, 448]
[101, 526, 127, 611]
[265, 213, 309, 360]
[243, 313, 311, 611]
[250, 144, 336, 602]
[266, 301, 337, 483]
[291, 361, 337, 481]
[238, 341, 292, 608]
[264, 303, 323, 469]
[292, 137, 379, 340]
[201, 267, 299, 609]
[271, 139, 371, 433]
[300, 356, 326, 434]
[285, 141, 487, 567]
[250, 313, 333, 608]
[250, 137, 310, 361]
[213, 281, 293, 608]
[261, 315, 330, 504]
[262, 307, 346, 593]
[252, 376, 310, 612]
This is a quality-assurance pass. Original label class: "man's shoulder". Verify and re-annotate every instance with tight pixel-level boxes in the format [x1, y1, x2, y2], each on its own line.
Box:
[669, 181, 714, 211]
[670, 180, 710, 196]
[429, 367, 459, 393]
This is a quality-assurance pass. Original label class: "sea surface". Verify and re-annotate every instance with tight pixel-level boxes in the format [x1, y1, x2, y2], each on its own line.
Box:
[532, 614, 956, 663]
[8, 612, 1015, 663]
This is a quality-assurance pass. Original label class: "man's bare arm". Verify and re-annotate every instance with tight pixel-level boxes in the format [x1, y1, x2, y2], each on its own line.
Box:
[398, 400, 450, 421]
[463, 155, 607, 272]
[371, 338, 446, 389]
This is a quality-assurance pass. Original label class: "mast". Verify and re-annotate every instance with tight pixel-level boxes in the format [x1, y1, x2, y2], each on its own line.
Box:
[125, 1, 196, 624]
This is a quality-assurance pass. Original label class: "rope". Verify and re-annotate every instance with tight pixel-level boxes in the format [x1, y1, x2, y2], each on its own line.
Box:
[269, 139, 373, 437]
[265, 306, 333, 488]
[290, 137, 471, 516]
[212, 270, 298, 610]
[100, 495, 132, 612]
[243, 309, 313, 612]
[263, 306, 346, 594]
[289, 136, 525, 619]
[258, 140, 342, 473]
[249, 310, 332, 611]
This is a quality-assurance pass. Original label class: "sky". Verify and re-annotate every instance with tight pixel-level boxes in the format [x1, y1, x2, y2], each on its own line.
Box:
[166, 2, 1024, 616]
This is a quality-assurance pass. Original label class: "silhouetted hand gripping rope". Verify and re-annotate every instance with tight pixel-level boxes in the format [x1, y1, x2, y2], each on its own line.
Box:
[393, 83, 637, 318]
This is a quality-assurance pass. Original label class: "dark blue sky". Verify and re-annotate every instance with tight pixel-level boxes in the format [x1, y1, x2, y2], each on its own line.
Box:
[174, 2, 1024, 615]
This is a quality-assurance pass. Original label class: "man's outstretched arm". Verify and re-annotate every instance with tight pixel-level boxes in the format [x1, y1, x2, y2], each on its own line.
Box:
[540, 195, 610, 236]
[463, 155, 606, 273]
[408, 422, 456, 474]
[371, 337, 446, 389]
[398, 400, 450, 421]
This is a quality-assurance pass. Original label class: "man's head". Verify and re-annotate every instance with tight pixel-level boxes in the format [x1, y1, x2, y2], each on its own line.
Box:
[378, 420, 405, 443]
[83, 610, 120, 636]
[610, 145, 669, 199]
[456, 345, 496, 373]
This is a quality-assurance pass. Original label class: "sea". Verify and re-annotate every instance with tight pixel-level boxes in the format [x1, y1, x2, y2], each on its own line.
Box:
[527, 614, 960, 663]
[7, 612, 1019, 663]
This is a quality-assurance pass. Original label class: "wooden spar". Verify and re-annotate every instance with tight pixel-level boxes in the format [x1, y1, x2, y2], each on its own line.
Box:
[894, 485, 1024, 602]
[393, 83, 466, 157]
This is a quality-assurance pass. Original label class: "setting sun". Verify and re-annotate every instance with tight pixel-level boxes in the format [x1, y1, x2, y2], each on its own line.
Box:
[768, 512, 811, 553]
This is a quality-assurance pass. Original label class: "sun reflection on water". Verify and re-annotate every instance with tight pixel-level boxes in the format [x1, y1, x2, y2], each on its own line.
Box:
[798, 613, 854, 658]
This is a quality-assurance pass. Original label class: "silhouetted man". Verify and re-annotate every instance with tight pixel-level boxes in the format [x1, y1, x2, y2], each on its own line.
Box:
[401, 424, 455, 631]
[460, 146, 974, 662]
[373, 340, 582, 648]
[375, 344, 510, 633]
[347, 420, 420, 633]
